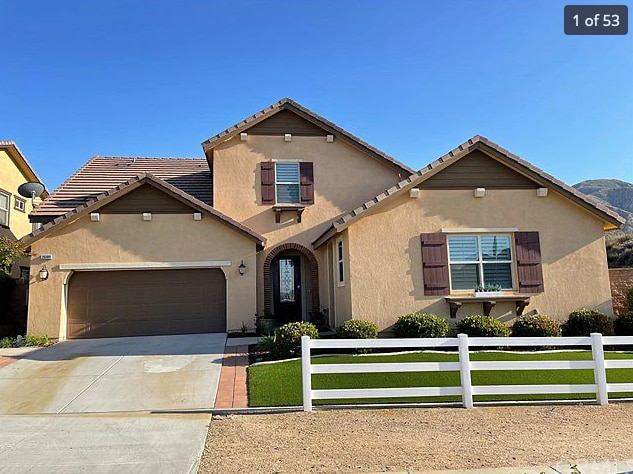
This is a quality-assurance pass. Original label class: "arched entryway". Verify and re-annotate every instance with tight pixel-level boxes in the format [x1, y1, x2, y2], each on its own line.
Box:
[264, 243, 319, 323]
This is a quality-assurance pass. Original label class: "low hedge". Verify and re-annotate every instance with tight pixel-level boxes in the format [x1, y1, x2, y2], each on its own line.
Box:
[511, 314, 560, 337]
[272, 322, 319, 358]
[562, 308, 614, 336]
[614, 313, 633, 336]
[336, 319, 379, 339]
[456, 315, 510, 337]
[393, 313, 450, 338]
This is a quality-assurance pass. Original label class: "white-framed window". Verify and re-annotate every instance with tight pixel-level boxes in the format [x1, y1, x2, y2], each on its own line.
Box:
[14, 197, 26, 212]
[275, 162, 301, 204]
[32, 222, 43, 232]
[447, 234, 514, 290]
[0, 192, 9, 226]
[336, 238, 345, 286]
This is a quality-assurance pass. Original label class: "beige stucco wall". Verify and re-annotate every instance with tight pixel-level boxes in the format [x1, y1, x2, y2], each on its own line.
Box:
[27, 213, 258, 339]
[344, 188, 613, 330]
[212, 135, 403, 318]
[0, 149, 42, 240]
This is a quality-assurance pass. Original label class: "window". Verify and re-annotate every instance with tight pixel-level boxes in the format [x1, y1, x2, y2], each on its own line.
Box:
[275, 162, 301, 204]
[447, 234, 513, 290]
[0, 192, 9, 226]
[336, 239, 345, 286]
[19, 267, 29, 282]
[32, 222, 43, 232]
[14, 197, 26, 212]
[279, 258, 296, 302]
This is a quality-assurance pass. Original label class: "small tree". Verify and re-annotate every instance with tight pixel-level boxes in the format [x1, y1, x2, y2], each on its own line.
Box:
[0, 237, 26, 275]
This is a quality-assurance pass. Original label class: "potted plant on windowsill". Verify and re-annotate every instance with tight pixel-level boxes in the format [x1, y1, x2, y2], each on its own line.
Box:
[473, 284, 504, 298]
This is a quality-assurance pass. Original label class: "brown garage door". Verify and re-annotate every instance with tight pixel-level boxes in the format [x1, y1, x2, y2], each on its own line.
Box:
[67, 269, 226, 339]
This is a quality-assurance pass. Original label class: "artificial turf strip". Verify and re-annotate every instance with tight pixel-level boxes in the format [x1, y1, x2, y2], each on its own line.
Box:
[247, 351, 633, 407]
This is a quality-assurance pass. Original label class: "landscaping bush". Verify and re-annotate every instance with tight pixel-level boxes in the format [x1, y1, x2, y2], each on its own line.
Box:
[614, 313, 633, 336]
[336, 319, 379, 339]
[254, 336, 275, 353]
[626, 287, 633, 313]
[272, 322, 319, 358]
[456, 315, 510, 337]
[0, 334, 50, 348]
[562, 308, 614, 336]
[393, 313, 450, 338]
[511, 314, 561, 337]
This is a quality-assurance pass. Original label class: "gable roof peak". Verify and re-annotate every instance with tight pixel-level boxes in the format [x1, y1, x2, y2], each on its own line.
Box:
[201, 98, 414, 175]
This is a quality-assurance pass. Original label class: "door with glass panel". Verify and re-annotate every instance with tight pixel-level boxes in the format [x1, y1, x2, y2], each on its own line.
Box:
[272, 255, 302, 323]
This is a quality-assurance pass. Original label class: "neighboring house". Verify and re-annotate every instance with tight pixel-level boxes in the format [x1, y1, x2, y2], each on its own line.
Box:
[0, 141, 48, 278]
[21, 99, 623, 340]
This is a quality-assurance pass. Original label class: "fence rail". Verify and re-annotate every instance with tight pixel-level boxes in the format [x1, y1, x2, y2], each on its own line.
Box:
[300, 333, 633, 412]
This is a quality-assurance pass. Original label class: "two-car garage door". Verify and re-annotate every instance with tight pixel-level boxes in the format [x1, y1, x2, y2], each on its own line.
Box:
[67, 269, 226, 339]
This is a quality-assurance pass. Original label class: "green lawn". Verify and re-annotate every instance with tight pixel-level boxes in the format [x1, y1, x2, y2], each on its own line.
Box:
[248, 350, 633, 407]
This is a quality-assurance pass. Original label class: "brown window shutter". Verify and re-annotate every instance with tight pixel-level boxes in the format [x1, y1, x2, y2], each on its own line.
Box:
[300, 162, 314, 205]
[515, 231, 544, 293]
[420, 233, 450, 296]
[260, 162, 275, 204]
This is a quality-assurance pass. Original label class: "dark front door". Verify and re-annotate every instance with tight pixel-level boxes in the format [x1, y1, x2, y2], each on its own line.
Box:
[272, 255, 302, 323]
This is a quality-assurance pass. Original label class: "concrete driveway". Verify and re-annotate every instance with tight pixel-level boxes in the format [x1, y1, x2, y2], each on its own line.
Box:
[0, 333, 226, 473]
[0, 333, 225, 414]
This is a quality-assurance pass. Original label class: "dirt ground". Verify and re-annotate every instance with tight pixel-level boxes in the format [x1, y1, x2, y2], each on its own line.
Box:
[199, 404, 633, 474]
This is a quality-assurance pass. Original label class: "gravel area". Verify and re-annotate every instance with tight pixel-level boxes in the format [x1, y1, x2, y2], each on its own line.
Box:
[200, 404, 633, 473]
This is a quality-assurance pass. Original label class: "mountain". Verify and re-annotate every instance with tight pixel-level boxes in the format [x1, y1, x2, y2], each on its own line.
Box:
[573, 179, 633, 233]
[573, 179, 633, 267]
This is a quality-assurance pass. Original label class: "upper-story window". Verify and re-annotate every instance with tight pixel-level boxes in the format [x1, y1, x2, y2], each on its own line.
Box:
[14, 197, 26, 212]
[447, 234, 513, 290]
[0, 191, 9, 226]
[275, 162, 301, 204]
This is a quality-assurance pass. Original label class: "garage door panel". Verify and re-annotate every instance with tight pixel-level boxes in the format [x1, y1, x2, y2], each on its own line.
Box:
[67, 269, 226, 338]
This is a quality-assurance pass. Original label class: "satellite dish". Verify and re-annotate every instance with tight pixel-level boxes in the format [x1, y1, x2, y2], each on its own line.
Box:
[18, 182, 45, 199]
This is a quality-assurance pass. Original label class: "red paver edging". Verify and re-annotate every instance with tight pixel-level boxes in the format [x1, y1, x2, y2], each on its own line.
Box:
[0, 356, 22, 369]
[215, 345, 249, 409]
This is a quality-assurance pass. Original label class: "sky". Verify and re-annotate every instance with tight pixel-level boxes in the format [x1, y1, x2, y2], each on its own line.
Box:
[2, 0, 632, 190]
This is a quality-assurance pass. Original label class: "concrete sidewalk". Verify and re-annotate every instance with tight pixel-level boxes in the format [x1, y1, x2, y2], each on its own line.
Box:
[0, 413, 211, 473]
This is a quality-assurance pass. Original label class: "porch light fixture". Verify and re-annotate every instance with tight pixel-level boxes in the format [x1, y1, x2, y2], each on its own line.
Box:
[536, 187, 549, 197]
[238, 260, 246, 276]
[193, 212, 202, 221]
[474, 188, 486, 198]
[284, 134, 292, 142]
[39, 265, 49, 281]
[90, 212, 100, 222]
[142, 212, 152, 221]
[409, 188, 420, 199]
[240, 133, 248, 141]
[326, 134, 334, 143]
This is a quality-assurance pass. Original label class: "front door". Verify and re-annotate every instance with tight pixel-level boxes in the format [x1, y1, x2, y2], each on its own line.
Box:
[272, 255, 302, 323]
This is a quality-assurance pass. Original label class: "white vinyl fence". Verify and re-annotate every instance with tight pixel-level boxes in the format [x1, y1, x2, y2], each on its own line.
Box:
[300, 333, 633, 412]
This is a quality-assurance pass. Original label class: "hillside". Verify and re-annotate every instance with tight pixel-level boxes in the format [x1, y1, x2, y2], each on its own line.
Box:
[573, 179, 633, 267]
[573, 179, 633, 233]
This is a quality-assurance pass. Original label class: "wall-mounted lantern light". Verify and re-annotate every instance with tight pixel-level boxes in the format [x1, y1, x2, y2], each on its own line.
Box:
[238, 260, 246, 276]
[39, 265, 49, 281]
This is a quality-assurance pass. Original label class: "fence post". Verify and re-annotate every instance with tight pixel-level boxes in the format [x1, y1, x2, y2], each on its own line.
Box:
[301, 335, 313, 412]
[457, 333, 473, 408]
[591, 332, 608, 406]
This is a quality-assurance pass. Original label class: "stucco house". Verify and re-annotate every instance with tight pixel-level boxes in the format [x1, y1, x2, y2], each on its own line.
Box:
[0, 141, 48, 278]
[21, 99, 623, 340]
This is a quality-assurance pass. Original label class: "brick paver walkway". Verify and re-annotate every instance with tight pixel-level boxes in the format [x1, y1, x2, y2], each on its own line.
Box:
[215, 344, 249, 409]
[0, 355, 21, 369]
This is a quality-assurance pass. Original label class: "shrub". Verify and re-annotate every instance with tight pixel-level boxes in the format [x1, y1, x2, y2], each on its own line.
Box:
[254, 336, 275, 353]
[0, 337, 12, 348]
[393, 313, 450, 338]
[336, 319, 379, 339]
[626, 287, 633, 313]
[456, 315, 510, 337]
[562, 308, 614, 336]
[511, 314, 561, 337]
[23, 334, 50, 347]
[272, 322, 319, 358]
[614, 313, 633, 336]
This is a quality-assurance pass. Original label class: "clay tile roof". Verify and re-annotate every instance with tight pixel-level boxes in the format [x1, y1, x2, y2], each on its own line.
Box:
[22, 173, 265, 248]
[312, 135, 625, 248]
[201, 98, 415, 175]
[30, 156, 212, 219]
